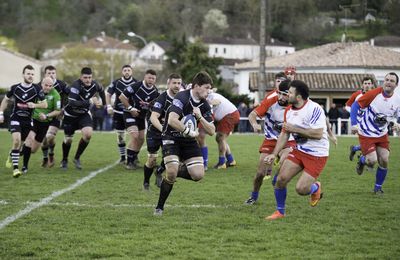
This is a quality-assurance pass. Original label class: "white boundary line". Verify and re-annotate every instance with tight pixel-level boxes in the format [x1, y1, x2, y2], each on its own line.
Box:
[0, 161, 118, 230]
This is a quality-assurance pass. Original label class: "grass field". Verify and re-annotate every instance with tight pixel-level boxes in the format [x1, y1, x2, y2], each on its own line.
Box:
[0, 131, 400, 259]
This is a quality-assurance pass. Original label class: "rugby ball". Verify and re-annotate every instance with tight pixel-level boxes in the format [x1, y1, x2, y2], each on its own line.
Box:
[181, 114, 197, 131]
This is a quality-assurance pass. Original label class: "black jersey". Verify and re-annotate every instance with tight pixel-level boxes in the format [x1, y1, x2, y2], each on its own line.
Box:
[107, 77, 137, 113]
[64, 79, 105, 117]
[121, 81, 159, 119]
[148, 90, 174, 134]
[162, 89, 213, 139]
[53, 79, 69, 107]
[6, 83, 45, 118]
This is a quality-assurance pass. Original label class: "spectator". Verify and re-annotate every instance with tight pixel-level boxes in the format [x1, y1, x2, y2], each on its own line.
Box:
[237, 102, 248, 133]
[328, 103, 340, 134]
[91, 104, 105, 131]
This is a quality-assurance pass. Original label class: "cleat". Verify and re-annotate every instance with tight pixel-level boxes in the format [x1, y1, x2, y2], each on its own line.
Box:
[154, 172, 163, 188]
[349, 145, 357, 161]
[373, 188, 384, 195]
[204, 165, 208, 171]
[153, 208, 163, 216]
[119, 158, 126, 165]
[263, 174, 272, 181]
[213, 163, 227, 169]
[73, 159, 82, 170]
[356, 155, 365, 175]
[5, 155, 12, 168]
[226, 160, 237, 167]
[143, 182, 150, 191]
[22, 166, 28, 175]
[13, 169, 22, 178]
[265, 210, 285, 220]
[41, 158, 49, 168]
[125, 162, 138, 170]
[244, 197, 257, 205]
[60, 160, 68, 170]
[310, 181, 323, 207]
[48, 154, 55, 168]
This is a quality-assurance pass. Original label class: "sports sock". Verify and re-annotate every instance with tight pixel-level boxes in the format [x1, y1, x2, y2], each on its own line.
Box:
[118, 143, 126, 161]
[74, 138, 89, 160]
[272, 174, 278, 186]
[144, 165, 154, 184]
[226, 153, 234, 163]
[49, 144, 55, 154]
[359, 155, 366, 165]
[177, 165, 193, 181]
[22, 145, 31, 168]
[274, 187, 287, 215]
[11, 149, 19, 170]
[218, 156, 226, 165]
[156, 179, 174, 210]
[251, 191, 259, 200]
[201, 146, 208, 167]
[127, 149, 134, 164]
[375, 166, 388, 191]
[42, 146, 49, 159]
[309, 182, 319, 195]
[132, 150, 139, 163]
[352, 145, 361, 152]
[62, 142, 71, 161]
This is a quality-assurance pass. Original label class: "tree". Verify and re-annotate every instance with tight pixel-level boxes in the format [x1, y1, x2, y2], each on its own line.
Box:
[165, 35, 188, 71]
[202, 9, 229, 37]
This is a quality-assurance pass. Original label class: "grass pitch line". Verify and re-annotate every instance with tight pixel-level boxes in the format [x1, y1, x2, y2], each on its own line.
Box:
[0, 161, 119, 230]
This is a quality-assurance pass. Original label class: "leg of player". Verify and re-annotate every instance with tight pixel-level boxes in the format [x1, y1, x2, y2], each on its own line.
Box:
[181, 156, 204, 181]
[266, 160, 302, 220]
[357, 151, 377, 175]
[196, 131, 208, 171]
[126, 126, 140, 169]
[374, 147, 389, 194]
[22, 130, 43, 174]
[349, 144, 361, 161]
[244, 153, 269, 205]
[295, 172, 322, 207]
[214, 132, 228, 169]
[143, 153, 157, 190]
[10, 132, 22, 177]
[225, 143, 236, 167]
[154, 155, 180, 216]
[116, 130, 126, 164]
[45, 125, 58, 167]
[73, 126, 92, 170]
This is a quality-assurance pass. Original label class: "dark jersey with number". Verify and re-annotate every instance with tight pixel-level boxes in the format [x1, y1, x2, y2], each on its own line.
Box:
[53, 79, 69, 108]
[107, 77, 137, 113]
[6, 83, 46, 118]
[162, 89, 213, 139]
[148, 90, 174, 134]
[64, 79, 105, 117]
[121, 81, 159, 119]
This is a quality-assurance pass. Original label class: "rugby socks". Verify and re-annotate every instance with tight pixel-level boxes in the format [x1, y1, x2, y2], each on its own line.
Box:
[352, 145, 361, 152]
[201, 146, 208, 168]
[132, 150, 139, 164]
[218, 156, 226, 165]
[62, 142, 71, 161]
[177, 165, 193, 181]
[309, 182, 320, 195]
[359, 155, 366, 165]
[272, 174, 278, 186]
[144, 165, 154, 184]
[75, 138, 89, 160]
[42, 146, 49, 160]
[118, 143, 126, 161]
[127, 149, 134, 164]
[156, 179, 174, 210]
[48, 144, 55, 157]
[11, 149, 19, 170]
[375, 166, 388, 191]
[22, 145, 31, 169]
[274, 187, 287, 215]
[226, 153, 234, 164]
[251, 191, 259, 200]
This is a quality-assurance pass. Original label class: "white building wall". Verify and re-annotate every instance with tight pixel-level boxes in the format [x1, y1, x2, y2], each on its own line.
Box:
[207, 44, 295, 60]
[138, 42, 165, 60]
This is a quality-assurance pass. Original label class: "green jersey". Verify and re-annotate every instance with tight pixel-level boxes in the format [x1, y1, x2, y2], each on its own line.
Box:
[33, 88, 61, 122]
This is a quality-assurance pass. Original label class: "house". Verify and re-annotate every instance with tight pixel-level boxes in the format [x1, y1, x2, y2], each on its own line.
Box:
[137, 41, 171, 64]
[0, 46, 42, 89]
[365, 13, 376, 23]
[371, 35, 400, 53]
[234, 42, 400, 108]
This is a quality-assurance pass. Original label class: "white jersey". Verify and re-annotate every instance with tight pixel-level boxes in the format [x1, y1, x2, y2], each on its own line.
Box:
[207, 92, 237, 121]
[357, 87, 400, 137]
[285, 99, 329, 157]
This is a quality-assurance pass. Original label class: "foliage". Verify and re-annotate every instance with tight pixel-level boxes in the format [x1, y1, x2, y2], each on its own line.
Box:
[0, 133, 400, 258]
[0, 35, 18, 51]
[202, 9, 229, 37]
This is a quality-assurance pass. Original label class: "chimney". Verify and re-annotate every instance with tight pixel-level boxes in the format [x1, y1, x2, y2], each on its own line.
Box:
[370, 38, 375, 46]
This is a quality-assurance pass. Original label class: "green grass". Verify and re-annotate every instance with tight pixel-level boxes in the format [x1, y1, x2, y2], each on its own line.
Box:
[0, 131, 400, 259]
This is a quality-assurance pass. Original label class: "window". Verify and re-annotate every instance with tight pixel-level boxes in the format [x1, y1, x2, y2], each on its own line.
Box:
[152, 46, 155, 52]
[223, 48, 226, 54]
[215, 47, 218, 54]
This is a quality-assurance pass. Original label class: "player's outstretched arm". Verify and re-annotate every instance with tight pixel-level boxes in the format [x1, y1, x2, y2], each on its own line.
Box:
[248, 110, 262, 133]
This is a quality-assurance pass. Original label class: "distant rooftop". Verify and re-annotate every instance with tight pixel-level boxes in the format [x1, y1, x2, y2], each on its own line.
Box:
[373, 35, 400, 47]
[202, 37, 292, 47]
[235, 42, 400, 70]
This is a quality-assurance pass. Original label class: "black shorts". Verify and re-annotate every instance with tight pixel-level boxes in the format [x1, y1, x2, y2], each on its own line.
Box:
[49, 118, 61, 128]
[113, 112, 126, 131]
[124, 112, 146, 131]
[63, 113, 93, 136]
[9, 115, 32, 141]
[146, 130, 162, 154]
[32, 119, 50, 142]
[162, 136, 202, 161]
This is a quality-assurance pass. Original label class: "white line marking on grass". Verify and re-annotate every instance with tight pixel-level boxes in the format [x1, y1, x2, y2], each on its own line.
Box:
[0, 161, 118, 230]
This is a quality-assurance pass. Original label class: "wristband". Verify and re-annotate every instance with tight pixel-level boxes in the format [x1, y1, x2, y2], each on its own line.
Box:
[196, 116, 203, 121]
[46, 113, 51, 119]
[127, 106, 133, 111]
[107, 104, 112, 109]
[0, 111, 3, 115]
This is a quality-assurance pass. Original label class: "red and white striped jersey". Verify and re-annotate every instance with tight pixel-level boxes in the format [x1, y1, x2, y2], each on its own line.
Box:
[284, 99, 329, 157]
[357, 87, 400, 137]
[345, 90, 363, 112]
